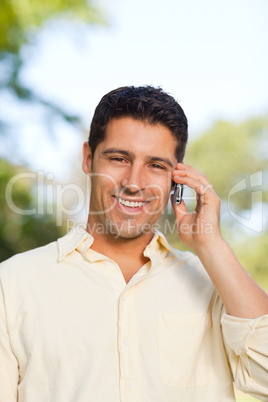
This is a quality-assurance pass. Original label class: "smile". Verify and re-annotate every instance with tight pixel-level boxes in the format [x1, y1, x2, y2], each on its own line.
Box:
[116, 197, 147, 208]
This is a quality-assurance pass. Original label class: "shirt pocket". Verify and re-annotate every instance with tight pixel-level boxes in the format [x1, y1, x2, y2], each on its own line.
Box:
[157, 313, 212, 388]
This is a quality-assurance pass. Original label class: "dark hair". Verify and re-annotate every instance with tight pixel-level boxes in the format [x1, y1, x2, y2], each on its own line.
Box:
[88, 85, 188, 161]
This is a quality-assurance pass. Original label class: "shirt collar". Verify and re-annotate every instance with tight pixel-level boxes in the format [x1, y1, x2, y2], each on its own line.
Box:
[57, 225, 186, 263]
[57, 225, 93, 262]
[144, 229, 186, 263]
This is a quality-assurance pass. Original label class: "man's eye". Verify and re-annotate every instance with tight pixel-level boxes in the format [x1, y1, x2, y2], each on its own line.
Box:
[151, 163, 165, 170]
[110, 157, 127, 163]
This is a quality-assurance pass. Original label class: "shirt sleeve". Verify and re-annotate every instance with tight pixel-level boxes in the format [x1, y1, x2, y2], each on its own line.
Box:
[0, 280, 19, 401]
[221, 312, 268, 400]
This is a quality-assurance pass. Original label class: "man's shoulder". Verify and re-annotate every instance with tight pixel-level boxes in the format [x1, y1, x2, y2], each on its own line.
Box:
[0, 225, 90, 278]
[0, 239, 59, 277]
[163, 240, 211, 283]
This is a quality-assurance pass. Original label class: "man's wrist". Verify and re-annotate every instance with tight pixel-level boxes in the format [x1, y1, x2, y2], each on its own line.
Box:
[192, 236, 226, 258]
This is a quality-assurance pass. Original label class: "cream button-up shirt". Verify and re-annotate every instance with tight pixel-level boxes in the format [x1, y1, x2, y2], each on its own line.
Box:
[0, 226, 268, 401]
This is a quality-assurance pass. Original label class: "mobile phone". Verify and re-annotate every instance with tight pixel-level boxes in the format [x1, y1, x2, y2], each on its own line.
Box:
[174, 183, 183, 205]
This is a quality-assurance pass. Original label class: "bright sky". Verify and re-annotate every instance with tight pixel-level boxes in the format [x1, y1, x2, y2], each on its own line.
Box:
[5, 0, 268, 178]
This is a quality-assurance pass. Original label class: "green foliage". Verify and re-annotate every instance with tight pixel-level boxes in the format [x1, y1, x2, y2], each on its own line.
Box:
[235, 231, 268, 293]
[235, 389, 260, 401]
[0, 159, 65, 262]
[0, 0, 104, 53]
[185, 116, 268, 209]
[0, 0, 106, 137]
[0, 0, 107, 260]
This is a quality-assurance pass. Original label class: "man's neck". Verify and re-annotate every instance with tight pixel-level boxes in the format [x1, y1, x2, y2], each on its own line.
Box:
[86, 224, 154, 283]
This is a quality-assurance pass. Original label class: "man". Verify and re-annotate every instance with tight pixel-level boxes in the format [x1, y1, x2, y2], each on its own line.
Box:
[0, 86, 267, 401]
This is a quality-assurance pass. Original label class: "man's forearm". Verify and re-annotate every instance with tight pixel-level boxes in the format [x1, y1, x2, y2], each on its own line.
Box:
[195, 239, 268, 319]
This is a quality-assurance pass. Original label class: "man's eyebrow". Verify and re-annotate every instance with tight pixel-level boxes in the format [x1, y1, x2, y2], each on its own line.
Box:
[146, 156, 174, 169]
[101, 148, 135, 158]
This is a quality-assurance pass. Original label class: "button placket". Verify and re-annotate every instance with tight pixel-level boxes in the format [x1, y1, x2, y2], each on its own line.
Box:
[118, 289, 140, 401]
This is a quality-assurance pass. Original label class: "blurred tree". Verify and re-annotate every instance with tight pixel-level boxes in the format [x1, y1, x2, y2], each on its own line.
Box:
[185, 115, 268, 208]
[236, 230, 268, 293]
[0, 0, 106, 260]
[0, 0, 106, 137]
[0, 158, 66, 262]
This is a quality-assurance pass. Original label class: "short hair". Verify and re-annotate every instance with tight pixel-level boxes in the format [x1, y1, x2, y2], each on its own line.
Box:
[88, 85, 188, 162]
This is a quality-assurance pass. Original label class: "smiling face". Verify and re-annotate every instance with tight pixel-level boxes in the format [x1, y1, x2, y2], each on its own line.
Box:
[83, 117, 178, 241]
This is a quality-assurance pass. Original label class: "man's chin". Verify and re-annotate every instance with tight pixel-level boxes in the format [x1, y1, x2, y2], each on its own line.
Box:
[105, 220, 154, 240]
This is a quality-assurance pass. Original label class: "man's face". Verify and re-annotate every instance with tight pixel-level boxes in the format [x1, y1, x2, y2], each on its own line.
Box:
[83, 117, 178, 240]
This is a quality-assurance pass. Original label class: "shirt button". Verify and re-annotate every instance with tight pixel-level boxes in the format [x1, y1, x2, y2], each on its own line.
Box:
[121, 295, 126, 301]
[124, 339, 130, 346]
[127, 381, 133, 389]
[104, 261, 110, 266]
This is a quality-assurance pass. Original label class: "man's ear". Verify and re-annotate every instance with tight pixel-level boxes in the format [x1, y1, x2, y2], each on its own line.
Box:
[82, 142, 93, 176]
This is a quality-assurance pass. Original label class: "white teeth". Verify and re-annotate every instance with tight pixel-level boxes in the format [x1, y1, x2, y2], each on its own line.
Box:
[118, 197, 145, 208]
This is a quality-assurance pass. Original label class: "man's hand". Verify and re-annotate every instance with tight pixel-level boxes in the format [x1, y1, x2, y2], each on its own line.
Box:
[171, 163, 222, 253]
[171, 163, 268, 319]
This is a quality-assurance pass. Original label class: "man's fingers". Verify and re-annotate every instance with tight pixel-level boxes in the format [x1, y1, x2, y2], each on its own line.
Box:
[173, 176, 214, 198]
[171, 194, 188, 223]
[173, 164, 213, 193]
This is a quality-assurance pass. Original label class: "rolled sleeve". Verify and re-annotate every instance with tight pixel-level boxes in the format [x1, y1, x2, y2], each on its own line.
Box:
[221, 312, 268, 400]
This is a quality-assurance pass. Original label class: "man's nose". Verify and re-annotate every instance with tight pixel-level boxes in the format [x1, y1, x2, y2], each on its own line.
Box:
[121, 164, 145, 193]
